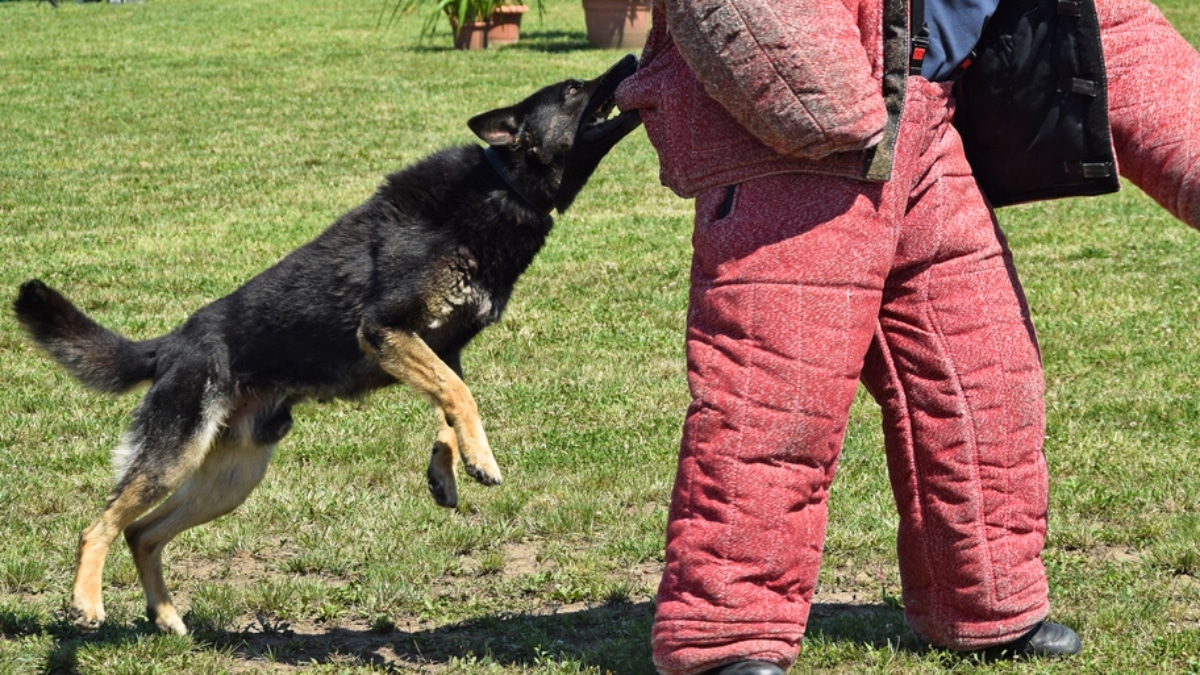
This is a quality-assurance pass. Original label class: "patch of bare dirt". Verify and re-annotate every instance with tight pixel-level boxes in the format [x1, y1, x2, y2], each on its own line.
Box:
[499, 540, 549, 581]
[1090, 545, 1142, 563]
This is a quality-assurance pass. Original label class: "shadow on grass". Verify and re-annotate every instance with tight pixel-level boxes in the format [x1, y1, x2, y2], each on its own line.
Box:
[1, 601, 922, 673]
[807, 600, 923, 651]
[207, 601, 658, 673]
[405, 30, 606, 54]
[507, 30, 597, 52]
[0, 609, 174, 673]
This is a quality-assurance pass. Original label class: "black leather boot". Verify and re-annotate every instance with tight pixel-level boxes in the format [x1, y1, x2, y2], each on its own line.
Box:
[702, 661, 786, 675]
[981, 621, 1081, 659]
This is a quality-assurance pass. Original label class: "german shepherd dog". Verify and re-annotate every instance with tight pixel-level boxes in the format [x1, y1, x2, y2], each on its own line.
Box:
[12, 56, 641, 636]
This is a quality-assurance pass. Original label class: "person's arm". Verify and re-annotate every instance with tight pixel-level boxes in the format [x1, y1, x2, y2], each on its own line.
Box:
[1099, 0, 1200, 229]
[664, 0, 888, 160]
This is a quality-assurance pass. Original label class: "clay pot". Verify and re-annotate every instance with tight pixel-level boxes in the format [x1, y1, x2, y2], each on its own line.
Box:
[582, 0, 650, 49]
[488, 4, 528, 46]
[451, 18, 490, 50]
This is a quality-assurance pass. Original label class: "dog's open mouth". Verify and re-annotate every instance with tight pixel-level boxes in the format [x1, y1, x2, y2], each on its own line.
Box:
[579, 54, 641, 142]
[583, 95, 622, 132]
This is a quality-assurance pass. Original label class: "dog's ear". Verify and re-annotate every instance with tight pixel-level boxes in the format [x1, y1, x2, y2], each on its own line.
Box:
[468, 107, 524, 150]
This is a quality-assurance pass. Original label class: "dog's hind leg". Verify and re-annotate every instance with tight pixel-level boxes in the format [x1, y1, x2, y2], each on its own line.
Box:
[427, 408, 460, 508]
[358, 326, 502, 488]
[70, 364, 230, 633]
[123, 434, 275, 635]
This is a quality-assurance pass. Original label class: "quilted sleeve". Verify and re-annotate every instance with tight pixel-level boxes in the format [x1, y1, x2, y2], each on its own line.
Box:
[664, 0, 888, 160]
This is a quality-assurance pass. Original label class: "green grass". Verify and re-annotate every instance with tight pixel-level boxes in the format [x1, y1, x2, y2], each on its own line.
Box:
[2, 0, 1199, 672]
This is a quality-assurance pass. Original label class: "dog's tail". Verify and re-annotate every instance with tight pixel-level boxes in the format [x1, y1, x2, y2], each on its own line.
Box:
[13, 279, 162, 394]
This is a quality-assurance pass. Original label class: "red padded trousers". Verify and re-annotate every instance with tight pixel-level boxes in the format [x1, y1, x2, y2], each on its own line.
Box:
[651, 77, 1050, 674]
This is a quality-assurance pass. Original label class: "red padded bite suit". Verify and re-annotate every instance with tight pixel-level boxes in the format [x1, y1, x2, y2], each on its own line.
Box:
[616, 0, 1200, 672]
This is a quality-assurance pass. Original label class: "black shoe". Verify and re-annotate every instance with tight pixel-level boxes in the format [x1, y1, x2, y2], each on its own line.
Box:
[702, 661, 786, 675]
[981, 621, 1081, 660]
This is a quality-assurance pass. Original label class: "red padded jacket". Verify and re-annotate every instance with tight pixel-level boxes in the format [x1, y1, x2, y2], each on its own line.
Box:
[615, 0, 910, 198]
[616, 0, 1119, 206]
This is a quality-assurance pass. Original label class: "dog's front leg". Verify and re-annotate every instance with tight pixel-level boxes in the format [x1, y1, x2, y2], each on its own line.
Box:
[359, 327, 502, 489]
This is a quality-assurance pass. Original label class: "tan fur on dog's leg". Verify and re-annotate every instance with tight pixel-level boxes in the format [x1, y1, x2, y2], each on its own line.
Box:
[72, 514, 123, 630]
[360, 328, 501, 486]
[124, 438, 274, 635]
[427, 409, 460, 507]
[73, 394, 227, 633]
[71, 473, 175, 631]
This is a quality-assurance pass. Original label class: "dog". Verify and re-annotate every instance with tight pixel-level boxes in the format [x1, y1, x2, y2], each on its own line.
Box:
[11, 55, 642, 636]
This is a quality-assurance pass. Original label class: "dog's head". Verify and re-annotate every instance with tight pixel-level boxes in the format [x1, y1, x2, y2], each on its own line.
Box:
[468, 55, 642, 213]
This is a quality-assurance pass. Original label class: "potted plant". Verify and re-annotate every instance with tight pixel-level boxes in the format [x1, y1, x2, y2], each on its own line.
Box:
[429, 0, 499, 49]
[392, 0, 540, 49]
[582, 0, 651, 49]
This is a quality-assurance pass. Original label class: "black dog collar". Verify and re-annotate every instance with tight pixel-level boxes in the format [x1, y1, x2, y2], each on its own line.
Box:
[483, 146, 552, 215]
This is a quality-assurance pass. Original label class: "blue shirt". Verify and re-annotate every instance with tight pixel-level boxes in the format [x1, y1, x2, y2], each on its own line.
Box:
[921, 0, 1002, 81]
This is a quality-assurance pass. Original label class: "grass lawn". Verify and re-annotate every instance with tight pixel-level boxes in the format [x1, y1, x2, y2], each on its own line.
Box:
[2, 0, 1199, 672]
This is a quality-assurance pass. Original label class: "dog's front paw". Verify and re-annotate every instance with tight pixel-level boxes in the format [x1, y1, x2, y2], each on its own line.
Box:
[427, 480, 458, 508]
[455, 424, 502, 487]
[427, 440, 460, 508]
[427, 466, 459, 510]
[463, 460, 502, 487]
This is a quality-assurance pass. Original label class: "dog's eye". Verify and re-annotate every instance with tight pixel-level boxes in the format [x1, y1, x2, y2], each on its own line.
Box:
[566, 81, 584, 96]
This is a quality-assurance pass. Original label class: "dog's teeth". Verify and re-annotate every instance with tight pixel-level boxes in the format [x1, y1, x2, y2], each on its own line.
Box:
[586, 96, 617, 128]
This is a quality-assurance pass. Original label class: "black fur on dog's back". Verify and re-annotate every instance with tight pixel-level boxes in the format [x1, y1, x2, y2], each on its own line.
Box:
[180, 143, 555, 401]
[14, 55, 643, 410]
[14, 143, 549, 405]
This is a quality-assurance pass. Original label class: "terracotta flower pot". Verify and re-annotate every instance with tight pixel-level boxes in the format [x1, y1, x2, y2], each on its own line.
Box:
[488, 4, 528, 46]
[582, 0, 650, 49]
[450, 18, 490, 50]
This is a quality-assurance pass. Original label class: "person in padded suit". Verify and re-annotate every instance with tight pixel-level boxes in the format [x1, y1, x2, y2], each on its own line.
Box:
[615, 0, 1200, 673]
